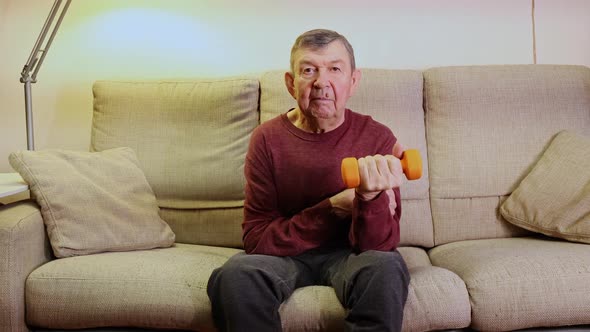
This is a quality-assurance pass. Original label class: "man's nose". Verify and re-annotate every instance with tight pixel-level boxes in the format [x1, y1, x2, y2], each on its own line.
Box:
[313, 70, 330, 88]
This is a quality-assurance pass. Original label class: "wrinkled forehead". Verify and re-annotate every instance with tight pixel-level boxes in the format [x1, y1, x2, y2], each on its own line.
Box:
[291, 41, 353, 72]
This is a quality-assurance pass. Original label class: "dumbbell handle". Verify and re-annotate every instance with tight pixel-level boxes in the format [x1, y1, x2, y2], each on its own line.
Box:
[341, 149, 423, 189]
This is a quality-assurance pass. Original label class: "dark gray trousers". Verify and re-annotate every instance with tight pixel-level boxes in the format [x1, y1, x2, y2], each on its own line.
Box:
[207, 248, 410, 332]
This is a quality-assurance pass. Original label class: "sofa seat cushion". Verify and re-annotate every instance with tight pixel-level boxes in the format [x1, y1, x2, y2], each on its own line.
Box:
[26, 245, 470, 331]
[398, 247, 471, 332]
[429, 237, 590, 331]
[25, 244, 241, 330]
[279, 247, 470, 332]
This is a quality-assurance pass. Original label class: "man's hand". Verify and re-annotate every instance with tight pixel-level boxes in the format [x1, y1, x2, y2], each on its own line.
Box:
[330, 187, 397, 218]
[329, 188, 355, 218]
[385, 188, 397, 216]
[356, 154, 403, 201]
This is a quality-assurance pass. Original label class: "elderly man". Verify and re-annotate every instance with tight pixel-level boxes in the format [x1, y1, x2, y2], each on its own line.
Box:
[207, 29, 410, 332]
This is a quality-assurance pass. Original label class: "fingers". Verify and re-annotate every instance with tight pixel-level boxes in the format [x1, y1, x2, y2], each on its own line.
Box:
[386, 155, 399, 179]
[357, 154, 402, 192]
[392, 142, 405, 159]
[385, 188, 397, 216]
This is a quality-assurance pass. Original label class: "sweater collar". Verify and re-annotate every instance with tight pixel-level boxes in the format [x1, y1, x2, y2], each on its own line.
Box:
[280, 108, 353, 142]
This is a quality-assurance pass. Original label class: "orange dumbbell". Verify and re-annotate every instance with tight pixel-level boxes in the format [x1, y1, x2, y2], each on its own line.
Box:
[341, 149, 423, 188]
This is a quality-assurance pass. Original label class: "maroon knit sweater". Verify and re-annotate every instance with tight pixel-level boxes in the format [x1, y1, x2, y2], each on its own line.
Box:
[242, 109, 401, 256]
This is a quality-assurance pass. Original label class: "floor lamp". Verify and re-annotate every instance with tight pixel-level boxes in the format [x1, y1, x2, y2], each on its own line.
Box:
[19, 0, 72, 151]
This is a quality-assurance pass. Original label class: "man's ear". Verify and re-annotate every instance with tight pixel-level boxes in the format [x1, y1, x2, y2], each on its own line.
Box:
[284, 72, 296, 99]
[349, 69, 362, 96]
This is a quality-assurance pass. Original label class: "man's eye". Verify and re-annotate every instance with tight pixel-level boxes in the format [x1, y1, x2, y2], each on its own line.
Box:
[331, 67, 341, 72]
[302, 68, 314, 74]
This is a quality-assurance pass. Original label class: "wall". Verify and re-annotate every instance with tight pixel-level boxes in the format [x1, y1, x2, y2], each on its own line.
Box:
[1, 0, 589, 172]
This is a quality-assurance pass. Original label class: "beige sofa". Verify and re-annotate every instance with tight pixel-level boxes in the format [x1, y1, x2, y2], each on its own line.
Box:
[1, 65, 590, 332]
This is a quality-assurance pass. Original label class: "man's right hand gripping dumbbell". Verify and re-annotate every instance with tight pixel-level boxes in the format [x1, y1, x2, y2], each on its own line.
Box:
[341, 148, 422, 198]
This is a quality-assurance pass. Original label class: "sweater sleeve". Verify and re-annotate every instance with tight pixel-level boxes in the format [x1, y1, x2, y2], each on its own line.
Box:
[348, 129, 402, 253]
[348, 188, 401, 252]
[241, 129, 340, 257]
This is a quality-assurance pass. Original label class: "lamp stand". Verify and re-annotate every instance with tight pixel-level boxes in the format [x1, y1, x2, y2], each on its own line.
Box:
[19, 0, 72, 150]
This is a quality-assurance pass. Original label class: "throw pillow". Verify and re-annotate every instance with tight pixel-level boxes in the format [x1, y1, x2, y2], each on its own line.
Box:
[500, 130, 590, 244]
[9, 147, 175, 258]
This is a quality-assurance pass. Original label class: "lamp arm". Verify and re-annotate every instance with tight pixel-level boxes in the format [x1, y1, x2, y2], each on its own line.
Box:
[19, 0, 71, 150]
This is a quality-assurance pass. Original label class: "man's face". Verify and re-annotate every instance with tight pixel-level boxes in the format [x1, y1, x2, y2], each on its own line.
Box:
[286, 41, 360, 122]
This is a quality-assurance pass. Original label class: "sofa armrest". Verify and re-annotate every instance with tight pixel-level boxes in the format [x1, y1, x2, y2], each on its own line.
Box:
[0, 200, 52, 332]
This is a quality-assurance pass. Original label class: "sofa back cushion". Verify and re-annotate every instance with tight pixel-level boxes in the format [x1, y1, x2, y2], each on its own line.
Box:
[260, 69, 434, 248]
[92, 79, 260, 247]
[424, 65, 590, 245]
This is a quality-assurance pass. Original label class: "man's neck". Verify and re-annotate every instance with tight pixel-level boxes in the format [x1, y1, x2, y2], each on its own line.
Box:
[287, 108, 345, 133]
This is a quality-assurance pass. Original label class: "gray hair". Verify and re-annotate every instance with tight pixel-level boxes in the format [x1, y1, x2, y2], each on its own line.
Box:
[290, 29, 356, 73]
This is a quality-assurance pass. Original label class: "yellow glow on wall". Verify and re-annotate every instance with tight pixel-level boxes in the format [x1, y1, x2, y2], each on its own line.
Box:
[53, 8, 233, 79]
[83, 9, 212, 53]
